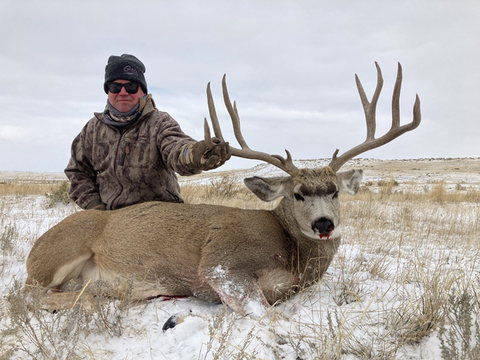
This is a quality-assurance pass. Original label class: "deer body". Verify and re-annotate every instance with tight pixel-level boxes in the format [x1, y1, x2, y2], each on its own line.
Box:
[27, 168, 355, 313]
[25, 63, 420, 314]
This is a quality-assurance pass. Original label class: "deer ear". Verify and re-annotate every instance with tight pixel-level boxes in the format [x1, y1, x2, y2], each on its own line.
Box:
[244, 176, 291, 202]
[336, 169, 363, 195]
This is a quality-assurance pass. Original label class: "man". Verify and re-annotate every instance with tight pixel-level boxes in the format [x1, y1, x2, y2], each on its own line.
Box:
[65, 54, 231, 210]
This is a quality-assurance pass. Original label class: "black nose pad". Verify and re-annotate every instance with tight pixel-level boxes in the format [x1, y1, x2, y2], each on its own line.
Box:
[314, 217, 334, 234]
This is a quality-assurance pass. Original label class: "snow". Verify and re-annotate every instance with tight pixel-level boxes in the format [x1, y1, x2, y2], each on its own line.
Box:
[1, 159, 479, 359]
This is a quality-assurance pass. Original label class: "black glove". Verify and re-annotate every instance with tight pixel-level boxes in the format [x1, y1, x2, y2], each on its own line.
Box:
[186, 138, 231, 170]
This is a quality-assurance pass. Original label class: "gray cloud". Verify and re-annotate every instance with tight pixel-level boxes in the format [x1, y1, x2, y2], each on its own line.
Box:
[0, 0, 478, 172]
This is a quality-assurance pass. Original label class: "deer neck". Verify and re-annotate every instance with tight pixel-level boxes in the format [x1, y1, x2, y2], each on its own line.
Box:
[271, 198, 308, 242]
[271, 197, 341, 285]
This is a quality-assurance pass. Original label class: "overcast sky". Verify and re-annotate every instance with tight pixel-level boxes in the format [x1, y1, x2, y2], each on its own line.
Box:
[1, 0, 478, 172]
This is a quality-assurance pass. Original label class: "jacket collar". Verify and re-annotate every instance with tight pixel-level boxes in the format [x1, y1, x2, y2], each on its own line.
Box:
[96, 94, 156, 128]
[138, 94, 156, 115]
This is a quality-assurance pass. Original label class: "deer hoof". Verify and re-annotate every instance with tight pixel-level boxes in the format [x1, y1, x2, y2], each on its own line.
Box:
[162, 312, 190, 332]
[162, 313, 180, 331]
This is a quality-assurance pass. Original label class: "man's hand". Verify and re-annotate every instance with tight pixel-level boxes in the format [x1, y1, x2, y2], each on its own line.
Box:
[86, 199, 106, 210]
[186, 138, 231, 170]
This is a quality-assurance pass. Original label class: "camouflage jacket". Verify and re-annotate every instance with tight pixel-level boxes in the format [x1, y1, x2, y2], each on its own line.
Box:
[65, 96, 200, 210]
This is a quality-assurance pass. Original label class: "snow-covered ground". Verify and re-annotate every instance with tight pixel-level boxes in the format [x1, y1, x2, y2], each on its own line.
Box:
[1, 159, 479, 359]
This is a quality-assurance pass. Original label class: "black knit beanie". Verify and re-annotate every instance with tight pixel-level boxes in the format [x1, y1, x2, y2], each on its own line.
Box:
[104, 54, 148, 94]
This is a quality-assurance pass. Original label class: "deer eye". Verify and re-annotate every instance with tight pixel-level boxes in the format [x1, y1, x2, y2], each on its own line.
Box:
[294, 193, 305, 201]
[333, 191, 339, 199]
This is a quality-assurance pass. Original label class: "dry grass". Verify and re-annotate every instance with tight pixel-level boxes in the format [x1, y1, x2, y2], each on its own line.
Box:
[0, 181, 55, 197]
[0, 176, 70, 206]
[357, 180, 480, 203]
[181, 174, 279, 210]
[1, 170, 479, 359]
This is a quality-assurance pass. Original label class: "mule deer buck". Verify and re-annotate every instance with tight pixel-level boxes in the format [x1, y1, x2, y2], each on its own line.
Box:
[26, 63, 420, 315]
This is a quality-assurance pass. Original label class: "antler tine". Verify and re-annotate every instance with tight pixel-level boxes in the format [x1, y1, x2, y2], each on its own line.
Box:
[203, 118, 215, 149]
[328, 62, 421, 173]
[355, 61, 384, 141]
[206, 82, 225, 142]
[222, 74, 250, 150]
[205, 75, 299, 176]
[272, 150, 295, 170]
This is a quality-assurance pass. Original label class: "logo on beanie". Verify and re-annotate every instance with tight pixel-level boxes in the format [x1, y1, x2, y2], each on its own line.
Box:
[123, 65, 139, 77]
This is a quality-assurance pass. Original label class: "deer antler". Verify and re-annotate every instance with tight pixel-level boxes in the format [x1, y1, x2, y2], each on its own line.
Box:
[328, 62, 421, 173]
[204, 74, 299, 176]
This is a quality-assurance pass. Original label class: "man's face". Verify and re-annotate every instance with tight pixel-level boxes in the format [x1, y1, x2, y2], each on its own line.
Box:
[107, 79, 145, 113]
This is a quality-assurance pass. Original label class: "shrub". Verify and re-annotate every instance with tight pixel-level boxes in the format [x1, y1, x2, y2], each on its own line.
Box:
[206, 174, 242, 199]
[44, 180, 71, 208]
[439, 289, 480, 360]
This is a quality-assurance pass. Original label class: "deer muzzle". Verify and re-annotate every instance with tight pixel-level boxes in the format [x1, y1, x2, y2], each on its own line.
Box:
[313, 217, 335, 239]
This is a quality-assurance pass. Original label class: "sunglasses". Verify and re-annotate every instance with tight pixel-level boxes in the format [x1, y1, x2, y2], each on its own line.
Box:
[107, 82, 140, 94]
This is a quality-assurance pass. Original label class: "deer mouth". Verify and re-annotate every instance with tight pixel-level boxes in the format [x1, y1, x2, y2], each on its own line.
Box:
[313, 217, 335, 240]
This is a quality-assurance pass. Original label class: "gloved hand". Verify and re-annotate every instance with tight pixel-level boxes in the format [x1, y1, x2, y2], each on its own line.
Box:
[86, 199, 106, 210]
[186, 138, 231, 170]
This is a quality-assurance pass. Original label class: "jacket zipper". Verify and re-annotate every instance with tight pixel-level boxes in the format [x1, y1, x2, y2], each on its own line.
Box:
[111, 132, 126, 209]
[107, 106, 152, 210]
[121, 142, 131, 166]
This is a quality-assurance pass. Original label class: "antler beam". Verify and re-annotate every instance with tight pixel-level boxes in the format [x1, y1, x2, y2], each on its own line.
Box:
[328, 62, 421, 172]
[204, 75, 299, 176]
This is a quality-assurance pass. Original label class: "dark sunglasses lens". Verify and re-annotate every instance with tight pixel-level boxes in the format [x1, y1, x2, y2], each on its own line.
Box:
[107, 83, 122, 93]
[108, 82, 139, 94]
[124, 83, 139, 93]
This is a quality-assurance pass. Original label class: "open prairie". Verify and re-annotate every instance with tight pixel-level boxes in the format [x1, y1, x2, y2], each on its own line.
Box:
[1, 158, 479, 359]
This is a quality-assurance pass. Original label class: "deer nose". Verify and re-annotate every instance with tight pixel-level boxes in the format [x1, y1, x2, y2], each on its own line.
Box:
[313, 217, 334, 235]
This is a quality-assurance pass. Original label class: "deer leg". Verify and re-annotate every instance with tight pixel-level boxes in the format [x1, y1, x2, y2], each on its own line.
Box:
[27, 290, 97, 313]
[200, 266, 270, 317]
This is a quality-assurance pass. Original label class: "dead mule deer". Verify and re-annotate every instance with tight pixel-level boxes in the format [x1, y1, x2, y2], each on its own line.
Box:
[25, 63, 421, 315]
